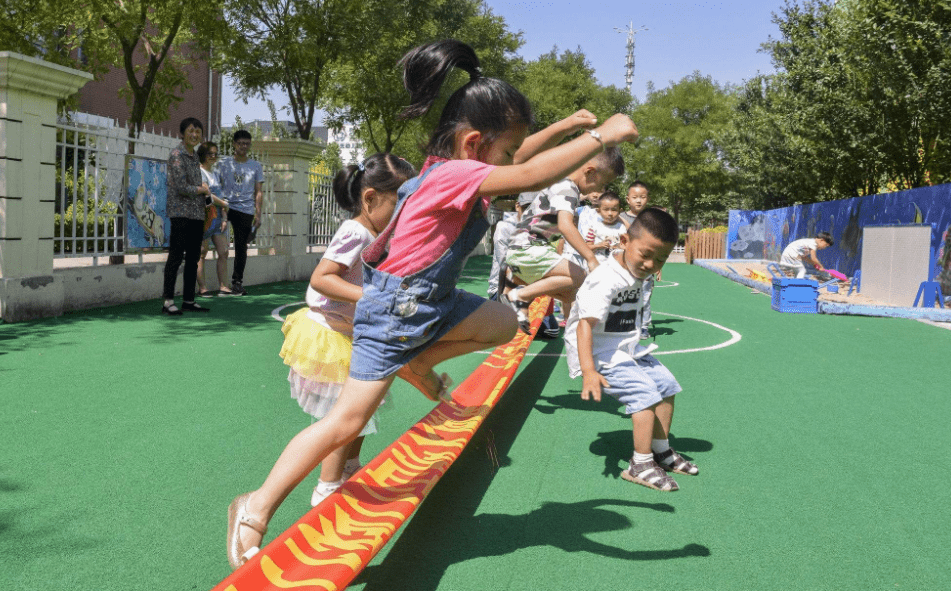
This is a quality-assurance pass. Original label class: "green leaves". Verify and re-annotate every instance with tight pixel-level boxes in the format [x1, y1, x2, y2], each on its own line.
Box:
[726, 0, 951, 208]
[628, 73, 736, 225]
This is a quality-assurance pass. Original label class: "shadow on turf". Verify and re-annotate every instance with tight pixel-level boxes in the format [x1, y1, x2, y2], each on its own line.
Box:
[0, 281, 309, 351]
[648, 317, 682, 337]
[590, 431, 713, 478]
[354, 339, 710, 591]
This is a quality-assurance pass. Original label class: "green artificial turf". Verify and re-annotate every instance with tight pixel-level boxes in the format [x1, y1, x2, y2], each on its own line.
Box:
[1, 259, 949, 591]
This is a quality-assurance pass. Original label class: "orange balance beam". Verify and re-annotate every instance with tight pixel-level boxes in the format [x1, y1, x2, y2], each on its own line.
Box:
[213, 296, 551, 591]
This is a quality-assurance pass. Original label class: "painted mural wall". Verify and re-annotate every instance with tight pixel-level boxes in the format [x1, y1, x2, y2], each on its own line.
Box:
[727, 183, 951, 293]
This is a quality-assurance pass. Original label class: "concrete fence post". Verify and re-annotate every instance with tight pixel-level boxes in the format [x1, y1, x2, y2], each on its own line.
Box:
[0, 52, 92, 321]
[245, 138, 323, 285]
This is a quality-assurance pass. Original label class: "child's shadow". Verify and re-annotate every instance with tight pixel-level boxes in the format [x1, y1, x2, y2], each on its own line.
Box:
[353, 338, 710, 591]
[591, 431, 714, 478]
[535, 390, 624, 416]
[356, 497, 709, 591]
[649, 318, 681, 337]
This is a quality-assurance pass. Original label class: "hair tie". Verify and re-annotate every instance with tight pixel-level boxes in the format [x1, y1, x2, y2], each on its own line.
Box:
[347, 163, 365, 198]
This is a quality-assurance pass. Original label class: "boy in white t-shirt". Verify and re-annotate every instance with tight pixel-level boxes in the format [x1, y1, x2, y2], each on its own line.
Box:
[566, 208, 698, 492]
[504, 147, 624, 331]
[583, 191, 627, 263]
[564, 191, 603, 268]
[779, 232, 834, 278]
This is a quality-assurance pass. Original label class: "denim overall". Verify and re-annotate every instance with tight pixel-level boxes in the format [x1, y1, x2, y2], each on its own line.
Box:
[349, 161, 491, 381]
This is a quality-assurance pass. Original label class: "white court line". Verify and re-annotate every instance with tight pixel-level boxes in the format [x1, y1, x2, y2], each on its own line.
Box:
[272, 302, 306, 322]
[649, 311, 742, 355]
[474, 311, 741, 357]
[271, 304, 742, 357]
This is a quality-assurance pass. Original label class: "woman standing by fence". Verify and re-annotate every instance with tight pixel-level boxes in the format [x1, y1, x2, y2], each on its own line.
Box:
[161, 117, 213, 315]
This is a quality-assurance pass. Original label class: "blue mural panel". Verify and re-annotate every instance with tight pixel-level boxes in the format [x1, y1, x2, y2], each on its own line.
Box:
[728, 184, 951, 293]
[124, 156, 170, 250]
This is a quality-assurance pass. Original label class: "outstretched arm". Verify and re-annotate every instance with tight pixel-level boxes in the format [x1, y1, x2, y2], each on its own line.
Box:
[513, 109, 597, 164]
[480, 114, 639, 198]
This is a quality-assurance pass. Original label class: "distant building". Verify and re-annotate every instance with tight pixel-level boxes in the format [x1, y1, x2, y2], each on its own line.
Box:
[329, 123, 366, 165]
[75, 47, 222, 138]
[228, 120, 329, 144]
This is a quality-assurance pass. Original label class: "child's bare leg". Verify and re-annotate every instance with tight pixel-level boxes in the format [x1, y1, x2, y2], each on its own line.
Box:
[408, 300, 517, 376]
[196, 242, 210, 292]
[631, 405, 658, 455]
[347, 436, 364, 461]
[650, 395, 697, 475]
[237, 376, 393, 549]
[212, 233, 230, 287]
[511, 259, 585, 302]
[318, 446, 349, 484]
[652, 396, 674, 439]
[623, 403, 679, 491]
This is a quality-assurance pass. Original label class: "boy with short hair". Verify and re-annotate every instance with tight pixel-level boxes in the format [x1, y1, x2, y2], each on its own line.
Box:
[215, 129, 264, 296]
[583, 190, 626, 264]
[780, 232, 834, 278]
[619, 180, 657, 336]
[620, 180, 650, 226]
[566, 208, 697, 492]
[504, 147, 624, 331]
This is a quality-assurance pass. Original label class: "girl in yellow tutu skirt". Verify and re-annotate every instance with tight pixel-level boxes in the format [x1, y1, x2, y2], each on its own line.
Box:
[278, 153, 416, 506]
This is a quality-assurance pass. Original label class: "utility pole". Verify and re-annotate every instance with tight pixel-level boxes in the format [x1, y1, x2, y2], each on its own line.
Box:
[614, 22, 648, 95]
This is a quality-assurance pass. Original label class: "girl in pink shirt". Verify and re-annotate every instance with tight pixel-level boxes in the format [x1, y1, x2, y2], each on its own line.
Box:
[226, 39, 640, 567]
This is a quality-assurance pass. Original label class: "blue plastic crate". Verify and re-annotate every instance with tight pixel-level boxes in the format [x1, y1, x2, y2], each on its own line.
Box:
[771, 278, 818, 313]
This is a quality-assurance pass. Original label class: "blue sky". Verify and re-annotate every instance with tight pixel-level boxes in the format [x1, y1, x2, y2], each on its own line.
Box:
[221, 0, 784, 126]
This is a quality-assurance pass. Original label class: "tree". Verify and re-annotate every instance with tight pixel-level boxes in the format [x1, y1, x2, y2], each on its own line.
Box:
[323, 0, 524, 165]
[725, 0, 951, 206]
[0, 0, 223, 137]
[629, 73, 736, 225]
[516, 47, 633, 132]
[219, 0, 358, 141]
[840, 0, 951, 187]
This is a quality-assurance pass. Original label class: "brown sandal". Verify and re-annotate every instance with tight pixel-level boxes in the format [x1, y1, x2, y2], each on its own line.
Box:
[654, 448, 699, 475]
[621, 459, 679, 491]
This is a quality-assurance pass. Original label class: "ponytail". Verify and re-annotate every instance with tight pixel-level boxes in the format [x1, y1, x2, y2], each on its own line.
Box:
[331, 153, 417, 216]
[399, 39, 533, 159]
[400, 40, 482, 119]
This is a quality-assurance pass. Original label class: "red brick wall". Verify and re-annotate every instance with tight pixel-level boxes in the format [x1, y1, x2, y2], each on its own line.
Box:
[76, 45, 222, 138]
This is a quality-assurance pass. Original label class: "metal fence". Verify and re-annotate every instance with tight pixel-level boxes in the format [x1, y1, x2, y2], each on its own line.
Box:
[308, 170, 345, 248]
[54, 116, 178, 262]
[54, 118, 345, 263]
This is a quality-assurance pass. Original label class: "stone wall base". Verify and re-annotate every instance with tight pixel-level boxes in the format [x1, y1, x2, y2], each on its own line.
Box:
[0, 253, 321, 322]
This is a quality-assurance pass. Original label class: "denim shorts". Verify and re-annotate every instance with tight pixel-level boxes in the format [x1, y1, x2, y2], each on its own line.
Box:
[599, 353, 682, 415]
[349, 269, 486, 381]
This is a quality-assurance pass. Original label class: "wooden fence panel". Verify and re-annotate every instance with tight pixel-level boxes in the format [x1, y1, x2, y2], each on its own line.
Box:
[685, 229, 726, 263]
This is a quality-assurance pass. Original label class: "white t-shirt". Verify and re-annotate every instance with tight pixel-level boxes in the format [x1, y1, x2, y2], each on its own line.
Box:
[565, 255, 652, 378]
[584, 217, 626, 263]
[306, 219, 373, 333]
[780, 238, 817, 266]
[509, 179, 580, 249]
[564, 205, 601, 262]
